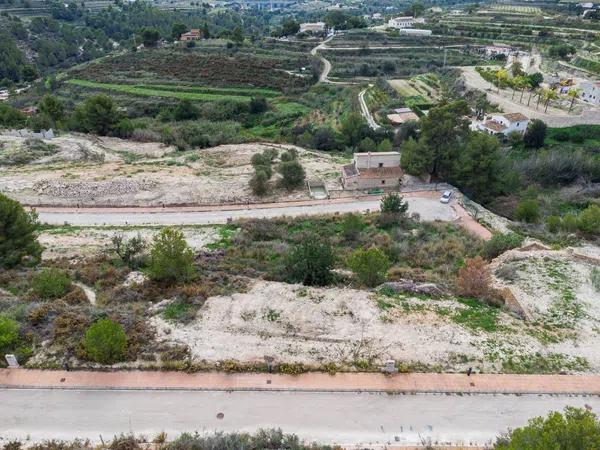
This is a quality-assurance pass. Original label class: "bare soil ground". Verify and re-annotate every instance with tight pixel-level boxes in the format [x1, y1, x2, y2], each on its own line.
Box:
[0, 133, 348, 207]
[39, 226, 219, 260]
[151, 243, 600, 373]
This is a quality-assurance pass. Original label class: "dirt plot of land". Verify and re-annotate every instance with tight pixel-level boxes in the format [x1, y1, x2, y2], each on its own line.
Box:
[152, 245, 600, 373]
[0, 133, 348, 206]
[39, 226, 219, 260]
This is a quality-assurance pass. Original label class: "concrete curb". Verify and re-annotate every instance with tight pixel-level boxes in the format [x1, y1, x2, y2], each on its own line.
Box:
[2, 384, 599, 396]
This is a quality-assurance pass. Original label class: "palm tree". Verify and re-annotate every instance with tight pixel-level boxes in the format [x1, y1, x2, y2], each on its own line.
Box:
[567, 88, 581, 112]
[527, 84, 536, 106]
[511, 76, 527, 101]
[536, 88, 546, 109]
[495, 69, 509, 93]
[543, 89, 559, 113]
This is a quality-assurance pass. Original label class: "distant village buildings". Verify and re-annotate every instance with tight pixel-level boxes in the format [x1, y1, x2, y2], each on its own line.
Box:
[342, 152, 403, 190]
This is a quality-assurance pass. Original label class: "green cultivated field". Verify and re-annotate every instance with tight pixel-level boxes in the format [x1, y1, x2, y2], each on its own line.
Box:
[66, 79, 279, 102]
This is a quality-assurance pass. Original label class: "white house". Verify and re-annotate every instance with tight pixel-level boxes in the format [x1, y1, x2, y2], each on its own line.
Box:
[388, 16, 420, 29]
[477, 113, 529, 136]
[342, 152, 403, 190]
[578, 81, 600, 106]
[299, 22, 326, 33]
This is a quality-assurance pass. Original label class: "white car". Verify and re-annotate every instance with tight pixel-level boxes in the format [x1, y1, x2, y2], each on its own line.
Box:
[440, 190, 452, 204]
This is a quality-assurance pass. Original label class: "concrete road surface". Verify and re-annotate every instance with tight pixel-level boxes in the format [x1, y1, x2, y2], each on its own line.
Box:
[37, 198, 456, 226]
[1, 390, 599, 446]
[359, 88, 381, 130]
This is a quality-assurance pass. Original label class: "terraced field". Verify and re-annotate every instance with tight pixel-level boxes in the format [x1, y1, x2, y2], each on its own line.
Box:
[486, 5, 543, 15]
[69, 49, 314, 91]
[388, 74, 440, 107]
[67, 79, 280, 102]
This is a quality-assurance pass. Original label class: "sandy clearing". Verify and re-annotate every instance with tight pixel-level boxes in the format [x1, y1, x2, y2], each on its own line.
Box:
[38, 226, 220, 260]
[152, 280, 481, 368]
[0, 135, 348, 207]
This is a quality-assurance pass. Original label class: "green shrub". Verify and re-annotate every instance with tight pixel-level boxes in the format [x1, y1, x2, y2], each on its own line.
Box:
[483, 233, 524, 260]
[591, 268, 600, 293]
[494, 407, 600, 450]
[515, 199, 540, 223]
[341, 213, 365, 241]
[83, 319, 127, 364]
[380, 192, 408, 215]
[31, 268, 71, 299]
[278, 160, 305, 191]
[0, 193, 42, 269]
[561, 213, 579, 233]
[347, 247, 390, 287]
[148, 228, 195, 283]
[0, 316, 19, 352]
[577, 204, 600, 235]
[284, 234, 334, 286]
[545, 215, 561, 233]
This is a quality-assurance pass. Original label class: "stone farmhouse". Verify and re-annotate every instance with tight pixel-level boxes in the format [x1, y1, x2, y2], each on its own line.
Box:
[342, 152, 403, 190]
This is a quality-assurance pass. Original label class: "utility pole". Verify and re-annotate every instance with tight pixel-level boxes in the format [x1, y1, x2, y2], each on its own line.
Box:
[443, 47, 447, 68]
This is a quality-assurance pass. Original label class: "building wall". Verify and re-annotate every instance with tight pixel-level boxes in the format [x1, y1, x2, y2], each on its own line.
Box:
[354, 153, 401, 169]
[356, 176, 401, 190]
[490, 115, 528, 134]
[580, 82, 600, 105]
[388, 17, 414, 28]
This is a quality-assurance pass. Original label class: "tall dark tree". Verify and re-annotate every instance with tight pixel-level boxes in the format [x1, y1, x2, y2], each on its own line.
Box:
[171, 23, 188, 40]
[72, 95, 121, 136]
[451, 132, 504, 202]
[141, 28, 160, 47]
[418, 100, 471, 177]
[0, 194, 42, 269]
[281, 18, 300, 36]
[523, 119, 547, 149]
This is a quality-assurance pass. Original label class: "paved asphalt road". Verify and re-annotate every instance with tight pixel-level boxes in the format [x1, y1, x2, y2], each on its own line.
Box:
[1, 390, 599, 446]
[37, 197, 456, 226]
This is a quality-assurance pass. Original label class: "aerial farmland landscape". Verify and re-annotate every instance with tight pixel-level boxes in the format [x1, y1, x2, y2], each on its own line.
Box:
[1, 0, 600, 447]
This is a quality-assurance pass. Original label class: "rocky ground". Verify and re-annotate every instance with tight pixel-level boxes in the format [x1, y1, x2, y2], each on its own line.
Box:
[0, 133, 348, 207]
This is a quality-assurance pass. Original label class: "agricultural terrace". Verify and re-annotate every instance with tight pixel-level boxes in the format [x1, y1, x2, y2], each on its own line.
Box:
[69, 48, 314, 91]
[319, 47, 485, 79]
[67, 80, 281, 103]
[324, 30, 474, 48]
[484, 5, 543, 15]
[388, 74, 440, 108]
